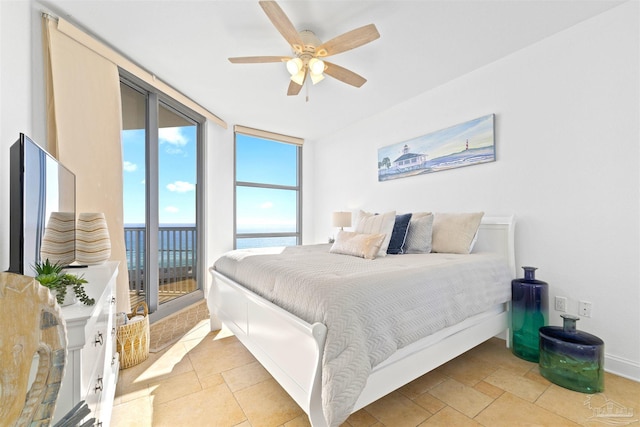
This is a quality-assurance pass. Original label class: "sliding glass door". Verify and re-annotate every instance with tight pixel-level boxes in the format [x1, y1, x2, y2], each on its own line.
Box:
[120, 77, 204, 321]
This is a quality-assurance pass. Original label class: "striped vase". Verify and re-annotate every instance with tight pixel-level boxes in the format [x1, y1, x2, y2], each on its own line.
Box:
[40, 211, 76, 266]
[76, 213, 111, 265]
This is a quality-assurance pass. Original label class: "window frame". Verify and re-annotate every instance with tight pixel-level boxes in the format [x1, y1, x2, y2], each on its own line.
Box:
[234, 126, 303, 249]
[120, 70, 206, 321]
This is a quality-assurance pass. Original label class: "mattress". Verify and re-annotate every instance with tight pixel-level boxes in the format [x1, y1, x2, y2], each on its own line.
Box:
[213, 243, 511, 426]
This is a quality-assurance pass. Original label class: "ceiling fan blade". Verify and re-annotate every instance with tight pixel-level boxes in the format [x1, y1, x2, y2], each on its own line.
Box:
[287, 80, 303, 96]
[228, 56, 289, 64]
[316, 24, 380, 57]
[259, 1, 304, 53]
[323, 61, 367, 88]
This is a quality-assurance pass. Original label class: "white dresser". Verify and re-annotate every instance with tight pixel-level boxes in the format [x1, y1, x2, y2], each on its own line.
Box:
[54, 261, 120, 426]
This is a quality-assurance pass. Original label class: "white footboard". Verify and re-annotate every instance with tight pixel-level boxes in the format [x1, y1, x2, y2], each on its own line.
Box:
[208, 270, 328, 425]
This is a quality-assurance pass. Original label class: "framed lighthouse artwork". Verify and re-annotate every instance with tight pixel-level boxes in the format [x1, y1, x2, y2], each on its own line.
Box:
[377, 114, 495, 182]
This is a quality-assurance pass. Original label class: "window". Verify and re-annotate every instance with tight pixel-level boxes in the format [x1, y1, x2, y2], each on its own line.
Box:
[235, 126, 302, 249]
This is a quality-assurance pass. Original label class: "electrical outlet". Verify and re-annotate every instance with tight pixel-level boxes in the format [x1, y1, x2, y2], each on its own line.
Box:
[579, 301, 593, 318]
[555, 296, 567, 312]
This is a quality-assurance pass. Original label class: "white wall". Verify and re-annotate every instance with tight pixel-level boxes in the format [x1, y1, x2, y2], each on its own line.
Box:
[204, 122, 234, 291]
[0, 1, 41, 270]
[309, 1, 639, 380]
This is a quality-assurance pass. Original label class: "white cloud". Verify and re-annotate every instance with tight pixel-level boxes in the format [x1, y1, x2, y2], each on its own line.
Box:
[165, 206, 179, 213]
[159, 127, 187, 146]
[260, 201, 273, 209]
[166, 181, 195, 193]
[123, 161, 138, 172]
[165, 146, 185, 155]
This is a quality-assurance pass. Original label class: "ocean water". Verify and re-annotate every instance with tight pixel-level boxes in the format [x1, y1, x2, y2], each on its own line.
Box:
[236, 236, 297, 250]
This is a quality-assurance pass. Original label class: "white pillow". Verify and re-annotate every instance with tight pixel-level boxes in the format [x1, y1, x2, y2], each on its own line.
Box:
[329, 231, 386, 260]
[355, 210, 396, 257]
[431, 212, 484, 254]
[405, 212, 434, 254]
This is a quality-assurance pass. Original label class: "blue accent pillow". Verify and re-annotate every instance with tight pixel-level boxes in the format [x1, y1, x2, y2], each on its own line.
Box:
[386, 213, 412, 254]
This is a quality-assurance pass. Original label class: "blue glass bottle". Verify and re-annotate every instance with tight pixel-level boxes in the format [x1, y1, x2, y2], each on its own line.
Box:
[539, 314, 604, 393]
[511, 266, 548, 362]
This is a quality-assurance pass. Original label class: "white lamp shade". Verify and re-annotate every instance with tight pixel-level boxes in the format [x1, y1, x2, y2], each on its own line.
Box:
[308, 58, 325, 75]
[291, 69, 306, 85]
[286, 58, 303, 76]
[332, 211, 352, 228]
[310, 72, 325, 85]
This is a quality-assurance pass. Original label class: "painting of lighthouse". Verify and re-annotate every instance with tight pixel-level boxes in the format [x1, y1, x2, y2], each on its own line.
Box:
[377, 114, 495, 181]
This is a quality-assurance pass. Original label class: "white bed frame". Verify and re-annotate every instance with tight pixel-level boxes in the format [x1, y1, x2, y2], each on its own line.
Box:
[207, 215, 516, 426]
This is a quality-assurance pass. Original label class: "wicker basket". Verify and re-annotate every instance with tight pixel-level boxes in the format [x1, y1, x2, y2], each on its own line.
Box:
[117, 302, 150, 369]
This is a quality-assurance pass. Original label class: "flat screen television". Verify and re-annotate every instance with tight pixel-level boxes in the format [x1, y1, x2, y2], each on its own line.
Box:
[8, 133, 76, 275]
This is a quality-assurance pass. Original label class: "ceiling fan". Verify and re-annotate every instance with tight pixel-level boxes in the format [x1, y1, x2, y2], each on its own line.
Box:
[229, 1, 380, 96]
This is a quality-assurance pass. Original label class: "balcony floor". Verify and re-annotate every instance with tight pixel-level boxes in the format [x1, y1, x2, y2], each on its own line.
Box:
[129, 278, 197, 310]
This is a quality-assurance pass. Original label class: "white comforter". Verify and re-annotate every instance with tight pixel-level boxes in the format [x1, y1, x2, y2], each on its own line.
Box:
[213, 244, 511, 426]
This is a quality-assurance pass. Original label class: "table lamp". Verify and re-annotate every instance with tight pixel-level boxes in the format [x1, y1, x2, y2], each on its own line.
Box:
[332, 211, 352, 231]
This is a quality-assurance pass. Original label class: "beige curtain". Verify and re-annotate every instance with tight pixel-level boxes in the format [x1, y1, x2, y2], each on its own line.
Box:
[52, 16, 225, 129]
[43, 16, 130, 313]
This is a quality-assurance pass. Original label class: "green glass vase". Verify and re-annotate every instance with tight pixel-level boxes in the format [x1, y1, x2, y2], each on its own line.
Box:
[539, 314, 604, 393]
[511, 266, 548, 362]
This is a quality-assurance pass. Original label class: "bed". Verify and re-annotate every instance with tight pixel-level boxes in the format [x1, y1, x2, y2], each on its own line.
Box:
[207, 215, 515, 427]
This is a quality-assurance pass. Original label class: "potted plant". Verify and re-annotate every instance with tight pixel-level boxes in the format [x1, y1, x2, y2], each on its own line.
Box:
[33, 259, 95, 306]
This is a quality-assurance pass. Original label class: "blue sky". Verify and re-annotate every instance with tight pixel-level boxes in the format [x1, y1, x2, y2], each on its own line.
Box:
[235, 134, 298, 233]
[122, 126, 197, 224]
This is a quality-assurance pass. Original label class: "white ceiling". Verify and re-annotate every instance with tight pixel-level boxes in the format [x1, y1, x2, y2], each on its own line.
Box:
[40, 0, 623, 140]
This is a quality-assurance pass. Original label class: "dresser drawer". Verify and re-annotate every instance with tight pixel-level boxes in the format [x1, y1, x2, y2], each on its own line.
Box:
[53, 262, 119, 424]
[83, 328, 107, 378]
[84, 361, 105, 423]
[80, 306, 109, 393]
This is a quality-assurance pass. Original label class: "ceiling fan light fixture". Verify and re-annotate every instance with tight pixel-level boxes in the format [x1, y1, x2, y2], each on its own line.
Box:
[230, 1, 380, 96]
[310, 72, 325, 85]
[291, 69, 306, 85]
[286, 58, 303, 76]
[308, 58, 325, 75]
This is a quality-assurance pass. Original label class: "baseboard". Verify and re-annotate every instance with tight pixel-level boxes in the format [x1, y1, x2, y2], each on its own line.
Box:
[605, 353, 640, 382]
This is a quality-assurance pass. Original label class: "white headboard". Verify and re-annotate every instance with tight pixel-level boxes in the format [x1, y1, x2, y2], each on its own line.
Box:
[473, 215, 516, 278]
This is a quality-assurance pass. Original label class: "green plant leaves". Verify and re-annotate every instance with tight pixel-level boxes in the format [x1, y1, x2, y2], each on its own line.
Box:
[32, 259, 94, 306]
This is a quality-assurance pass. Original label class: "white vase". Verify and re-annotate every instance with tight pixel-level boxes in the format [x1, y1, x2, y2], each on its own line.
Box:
[40, 211, 76, 266]
[76, 212, 111, 265]
[54, 285, 78, 306]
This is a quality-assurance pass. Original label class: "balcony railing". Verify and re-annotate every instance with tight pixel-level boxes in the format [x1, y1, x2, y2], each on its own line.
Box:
[124, 225, 197, 302]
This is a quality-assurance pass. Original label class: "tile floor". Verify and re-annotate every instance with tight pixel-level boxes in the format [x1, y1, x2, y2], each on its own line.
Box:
[112, 319, 640, 427]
